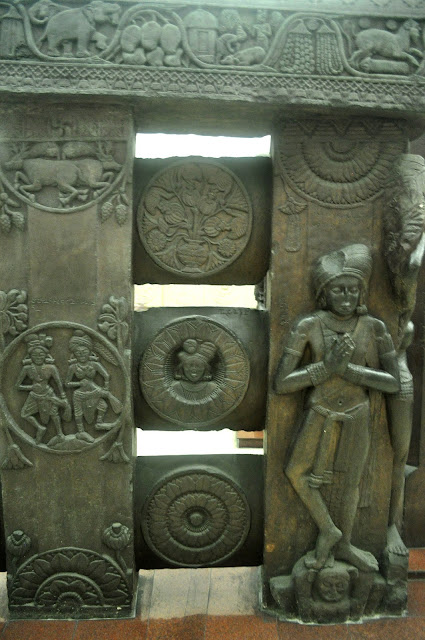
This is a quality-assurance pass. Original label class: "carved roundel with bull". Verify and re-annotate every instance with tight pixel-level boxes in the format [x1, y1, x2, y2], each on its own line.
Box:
[139, 316, 250, 426]
[0, 140, 127, 213]
[137, 161, 252, 276]
[142, 468, 251, 567]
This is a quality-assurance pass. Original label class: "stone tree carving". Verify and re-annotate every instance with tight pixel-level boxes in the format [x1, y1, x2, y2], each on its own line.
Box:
[137, 161, 252, 278]
[271, 244, 402, 622]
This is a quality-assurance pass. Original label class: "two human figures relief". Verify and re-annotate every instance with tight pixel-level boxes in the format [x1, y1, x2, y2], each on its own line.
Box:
[272, 244, 412, 620]
[15, 328, 123, 450]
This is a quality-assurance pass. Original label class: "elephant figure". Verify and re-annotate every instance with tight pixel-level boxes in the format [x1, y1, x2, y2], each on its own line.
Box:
[40, 1, 121, 57]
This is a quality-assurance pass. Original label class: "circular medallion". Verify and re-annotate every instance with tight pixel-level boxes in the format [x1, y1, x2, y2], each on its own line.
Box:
[142, 469, 251, 567]
[0, 141, 127, 213]
[137, 161, 252, 276]
[0, 322, 127, 454]
[139, 316, 250, 426]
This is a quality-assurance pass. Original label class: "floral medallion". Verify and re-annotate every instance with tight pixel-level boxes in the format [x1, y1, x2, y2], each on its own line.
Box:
[137, 161, 252, 277]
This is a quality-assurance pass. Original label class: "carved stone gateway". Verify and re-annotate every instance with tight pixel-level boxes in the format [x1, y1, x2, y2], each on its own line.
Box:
[0, 0, 424, 626]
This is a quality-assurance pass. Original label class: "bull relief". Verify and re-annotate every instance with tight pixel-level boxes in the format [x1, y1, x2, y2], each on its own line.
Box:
[269, 244, 413, 622]
[0, 106, 128, 215]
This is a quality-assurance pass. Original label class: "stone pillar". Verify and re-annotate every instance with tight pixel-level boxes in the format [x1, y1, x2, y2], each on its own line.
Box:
[0, 103, 136, 619]
[263, 117, 414, 622]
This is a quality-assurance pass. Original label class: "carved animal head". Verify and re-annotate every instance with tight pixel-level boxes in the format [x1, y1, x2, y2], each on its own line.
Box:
[403, 19, 420, 42]
[85, 1, 121, 26]
[29, 0, 62, 25]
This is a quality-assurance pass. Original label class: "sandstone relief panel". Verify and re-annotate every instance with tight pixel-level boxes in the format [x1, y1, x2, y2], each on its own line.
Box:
[0, 322, 128, 463]
[139, 316, 250, 427]
[137, 161, 252, 278]
[0, 2, 424, 79]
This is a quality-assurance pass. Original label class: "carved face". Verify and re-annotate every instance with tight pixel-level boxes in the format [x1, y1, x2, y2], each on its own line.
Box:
[30, 347, 47, 365]
[324, 275, 360, 317]
[73, 345, 91, 363]
[182, 357, 207, 383]
[316, 569, 350, 603]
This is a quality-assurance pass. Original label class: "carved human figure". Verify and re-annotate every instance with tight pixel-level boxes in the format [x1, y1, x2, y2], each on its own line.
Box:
[17, 333, 70, 445]
[172, 339, 217, 400]
[274, 244, 399, 573]
[385, 154, 425, 338]
[386, 321, 414, 557]
[66, 330, 122, 441]
[251, 10, 272, 51]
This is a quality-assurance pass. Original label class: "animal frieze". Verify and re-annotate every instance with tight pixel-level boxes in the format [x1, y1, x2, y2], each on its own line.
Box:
[0, 3, 424, 79]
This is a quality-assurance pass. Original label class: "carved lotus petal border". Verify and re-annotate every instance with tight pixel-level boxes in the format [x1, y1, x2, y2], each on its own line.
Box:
[278, 119, 408, 207]
[142, 468, 251, 567]
[9, 547, 131, 609]
[139, 316, 250, 426]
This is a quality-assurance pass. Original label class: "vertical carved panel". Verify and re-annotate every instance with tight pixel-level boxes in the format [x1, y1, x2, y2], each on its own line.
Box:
[263, 117, 410, 622]
[0, 104, 136, 619]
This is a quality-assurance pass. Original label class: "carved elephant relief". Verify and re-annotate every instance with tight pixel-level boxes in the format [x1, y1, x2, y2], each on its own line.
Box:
[39, 1, 121, 57]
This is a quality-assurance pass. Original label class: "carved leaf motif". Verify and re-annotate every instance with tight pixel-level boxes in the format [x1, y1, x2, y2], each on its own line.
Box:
[1, 443, 32, 470]
[227, 218, 248, 240]
[100, 440, 130, 464]
[0, 290, 28, 349]
[73, 552, 90, 574]
[203, 218, 222, 238]
[101, 575, 122, 592]
[279, 191, 307, 216]
[10, 212, 25, 230]
[0, 214, 11, 233]
[19, 571, 41, 586]
[100, 201, 114, 222]
[52, 553, 72, 573]
[32, 559, 51, 578]
[115, 204, 128, 226]
[98, 296, 129, 351]
[162, 201, 186, 226]
[87, 559, 108, 581]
